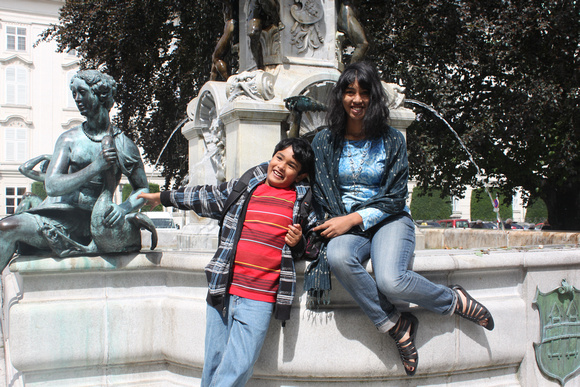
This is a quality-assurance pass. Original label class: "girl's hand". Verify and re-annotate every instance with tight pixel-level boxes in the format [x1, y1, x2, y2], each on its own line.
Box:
[312, 213, 363, 239]
[285, 224, 302, 247]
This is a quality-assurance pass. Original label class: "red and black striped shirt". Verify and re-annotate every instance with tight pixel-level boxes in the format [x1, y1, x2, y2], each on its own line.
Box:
[229, 183, 296, 303]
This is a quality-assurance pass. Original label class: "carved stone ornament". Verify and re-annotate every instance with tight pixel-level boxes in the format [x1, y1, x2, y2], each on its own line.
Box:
[290, 0, 325, 53]
[260, 26, 282, 65]
[226, 70, 275, 101]
[533, 279, 580, 386]
[382, 81, 407, 110]
[196, 90, 226, 183]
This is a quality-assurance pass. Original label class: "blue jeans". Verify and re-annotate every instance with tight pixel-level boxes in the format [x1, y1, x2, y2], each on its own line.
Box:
[326, 215, 456, 333]
[201, 295, 274, 387]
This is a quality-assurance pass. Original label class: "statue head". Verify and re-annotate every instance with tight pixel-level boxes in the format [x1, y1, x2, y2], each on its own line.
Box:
[71, 70, 117, 111]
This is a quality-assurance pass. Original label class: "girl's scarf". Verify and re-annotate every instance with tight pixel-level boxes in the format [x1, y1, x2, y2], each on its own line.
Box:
[304, 127, 410, 307]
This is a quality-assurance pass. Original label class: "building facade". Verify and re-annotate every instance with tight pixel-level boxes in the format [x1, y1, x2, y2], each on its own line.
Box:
[0, 0, 82, 217]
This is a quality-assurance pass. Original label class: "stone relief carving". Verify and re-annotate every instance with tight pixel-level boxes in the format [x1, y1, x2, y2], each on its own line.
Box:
[204, 114, 227, 182]
[260, 26, 282, 65]
[193, 91, 227, 184]
[290, 0, 325, 53]
[382, 81, 407, 110]
[226, 70, 275, 101]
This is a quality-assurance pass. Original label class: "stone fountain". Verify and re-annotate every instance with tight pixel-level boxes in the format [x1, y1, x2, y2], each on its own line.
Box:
[2, 1, 580, 386]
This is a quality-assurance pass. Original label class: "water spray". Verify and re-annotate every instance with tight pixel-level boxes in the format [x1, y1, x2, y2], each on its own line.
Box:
[406, 99, 504, 230]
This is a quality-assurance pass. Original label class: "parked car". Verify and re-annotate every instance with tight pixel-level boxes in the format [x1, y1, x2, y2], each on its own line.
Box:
[151, 218, 180, 229]
[521, 222, 536, 230]
[416, 220, 442, 228]
[437, 219, 470, 229]
[143, 212, 180, 229]
[482, 221, 499, 229]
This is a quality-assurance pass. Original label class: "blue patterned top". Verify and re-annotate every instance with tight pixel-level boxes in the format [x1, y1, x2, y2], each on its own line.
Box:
[312, 127, 410, 235]
[338, 139, 389, 230]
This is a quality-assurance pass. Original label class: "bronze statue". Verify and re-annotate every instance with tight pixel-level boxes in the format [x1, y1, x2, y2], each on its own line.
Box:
[337, 0, 368, 64]
[284, 95, 327, 138]
[18, 153, 51, 182]
[0, 70, 156, 270]
[247, 0, 283, 69]
[210, 0, 238, 81]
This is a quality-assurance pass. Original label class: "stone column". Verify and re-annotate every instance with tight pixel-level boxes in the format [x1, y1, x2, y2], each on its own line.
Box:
[220, 99, 288, 180]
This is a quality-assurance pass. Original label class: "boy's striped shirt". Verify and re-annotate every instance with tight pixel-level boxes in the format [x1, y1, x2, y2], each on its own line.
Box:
[229, 183, 296, 303]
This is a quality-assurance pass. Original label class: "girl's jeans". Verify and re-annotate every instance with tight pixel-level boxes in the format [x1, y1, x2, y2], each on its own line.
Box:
[326, 214, 456, 333]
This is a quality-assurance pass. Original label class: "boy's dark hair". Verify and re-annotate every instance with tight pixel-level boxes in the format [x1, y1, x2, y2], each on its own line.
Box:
[273, 137, 315, 178]
[326, 61, 390, 139]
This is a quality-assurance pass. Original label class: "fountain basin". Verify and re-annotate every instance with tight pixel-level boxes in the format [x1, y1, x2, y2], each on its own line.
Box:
[2, 245, 578, 386]
[421, 228, 580, 250]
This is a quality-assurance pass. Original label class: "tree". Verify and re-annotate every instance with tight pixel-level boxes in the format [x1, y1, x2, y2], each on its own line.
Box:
[409, 187, 452, 220]
[41, 0, 224, 188]
[525, 198, 548, 224]
[44, 1, 579, 229]
[360, 0, 579, 230]
[470, 188, 511, 222]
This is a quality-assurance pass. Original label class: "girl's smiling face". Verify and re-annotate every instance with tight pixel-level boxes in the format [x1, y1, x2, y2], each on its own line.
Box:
[342, 79, 370, 123]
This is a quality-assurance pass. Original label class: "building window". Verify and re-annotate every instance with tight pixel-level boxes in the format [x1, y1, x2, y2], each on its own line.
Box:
[6, 65, 28, 105]
[5, 187, 26, 215]
[4, 126, 27, 162]
[452, 196, 460, 213]
[6, 26, 27, 51]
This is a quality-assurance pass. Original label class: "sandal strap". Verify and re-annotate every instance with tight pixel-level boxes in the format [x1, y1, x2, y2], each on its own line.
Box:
[452, 285, 495, 331]
[389, 312, 419, 375]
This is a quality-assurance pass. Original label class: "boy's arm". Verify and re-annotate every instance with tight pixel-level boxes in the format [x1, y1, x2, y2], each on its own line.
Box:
[160, 180, 235, 220]
[138, 192, 161, 208]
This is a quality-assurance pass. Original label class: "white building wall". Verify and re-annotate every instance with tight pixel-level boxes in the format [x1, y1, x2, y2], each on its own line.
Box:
[0, 0, 165, 218]
[0, 0, 79, 217]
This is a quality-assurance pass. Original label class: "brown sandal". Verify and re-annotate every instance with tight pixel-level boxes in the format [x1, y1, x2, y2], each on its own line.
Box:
[452, 285, 495, 331]
[388, 312, 419, 376]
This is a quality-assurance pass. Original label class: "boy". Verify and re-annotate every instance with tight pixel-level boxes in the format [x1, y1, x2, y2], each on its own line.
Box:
[138, 137, 316, 386]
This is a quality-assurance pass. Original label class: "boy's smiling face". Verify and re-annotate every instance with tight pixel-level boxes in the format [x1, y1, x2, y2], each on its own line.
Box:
[266, 146, 307, 188]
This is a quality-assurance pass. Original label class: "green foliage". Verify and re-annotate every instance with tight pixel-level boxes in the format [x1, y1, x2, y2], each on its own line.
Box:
[360, 0, 580, 230]
[31, 182, 47, 200]
[122, 183, 162, 212]
[44, 0, 580, 229]
[525, 198, 548, 224]
[470, 188, 512, 222]
[409, 187, 452, 220]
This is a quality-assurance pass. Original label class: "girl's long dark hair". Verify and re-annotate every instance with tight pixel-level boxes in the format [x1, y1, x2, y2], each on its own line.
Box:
[325, 62, 390, 139]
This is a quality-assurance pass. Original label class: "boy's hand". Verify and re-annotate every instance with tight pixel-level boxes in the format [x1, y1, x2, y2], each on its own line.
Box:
[285, 224, 302, 247]
[137, 192, 162, 208]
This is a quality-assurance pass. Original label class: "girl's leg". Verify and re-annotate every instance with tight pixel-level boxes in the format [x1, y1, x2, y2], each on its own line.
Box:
[371, 215, 456, 315]
[326, 234, 399, 332]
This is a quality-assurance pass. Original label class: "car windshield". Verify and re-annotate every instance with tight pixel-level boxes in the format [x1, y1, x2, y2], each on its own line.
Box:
[151, 218, 175, 228]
